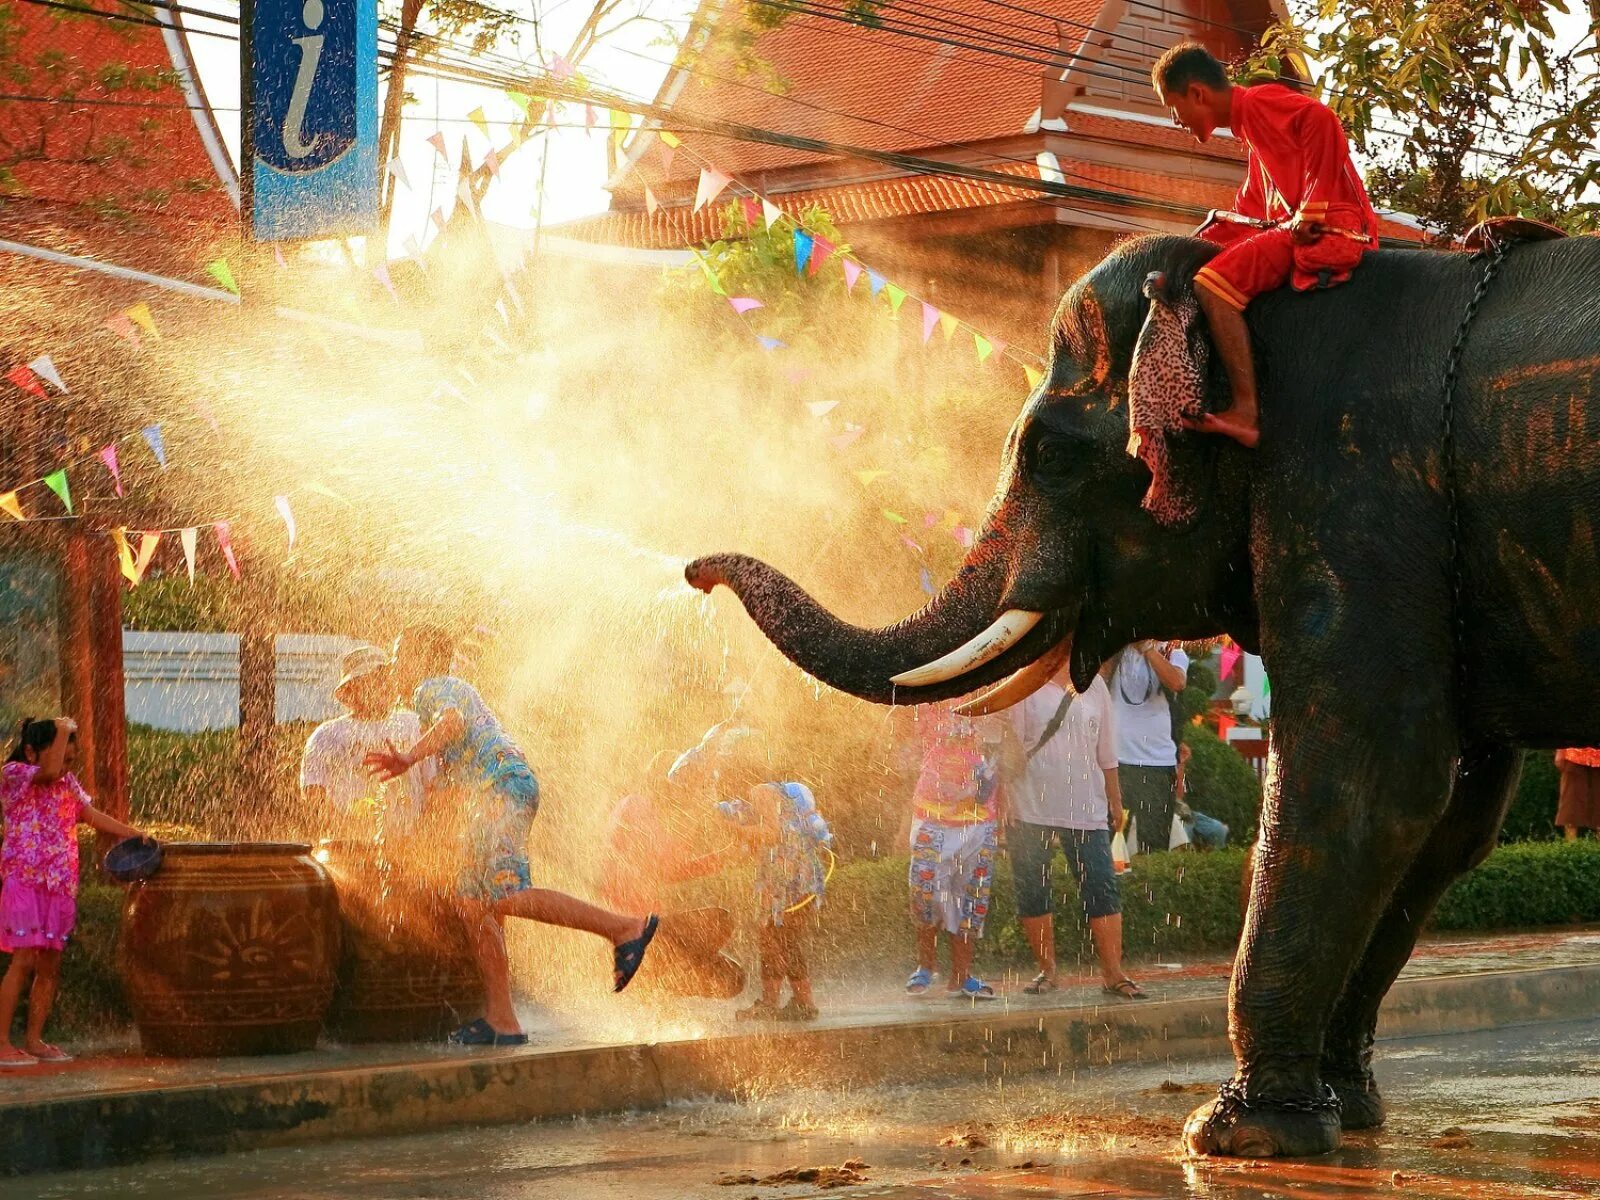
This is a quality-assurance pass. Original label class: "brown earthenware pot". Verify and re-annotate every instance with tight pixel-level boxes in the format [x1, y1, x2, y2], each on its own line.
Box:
[319, 841, 485, 1043]
[119, 843, 340, 1057]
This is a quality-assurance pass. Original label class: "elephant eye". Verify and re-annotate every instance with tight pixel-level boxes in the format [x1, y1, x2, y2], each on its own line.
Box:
[1033, 436, 1073, 478]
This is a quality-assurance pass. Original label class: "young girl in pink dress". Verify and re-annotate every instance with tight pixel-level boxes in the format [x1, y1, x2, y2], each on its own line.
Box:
[1, 717, 144, 1065]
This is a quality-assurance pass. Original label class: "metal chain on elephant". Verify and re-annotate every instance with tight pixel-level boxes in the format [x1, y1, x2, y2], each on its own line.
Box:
[1214, 1079, 1342, 1118]
[1441, 236, 1511, 724]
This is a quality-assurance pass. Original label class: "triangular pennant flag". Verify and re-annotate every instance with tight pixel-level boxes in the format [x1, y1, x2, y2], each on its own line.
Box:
[644, 185, 659, 215]
[921, 302, 940, 343]
[842, 259, 862, 292]
[275, 495, 296, 550]
[1219, 640, 1243, 680]
[455, 178, 477, 216]
[427, 131, 447, 157]
[761, 198, 782, 230]
[274, 245, 288, 269]
[5, 365, 44, 398]
[728, 297, 764, 315]
[373, 261, 397, 301]
[939, 311, 959, 340]
[806, 400, 839, 417]
[867, 270, 886, 298]
[884, 283, 907, 313]
[0, 493, 21, 521]
[483, 148, 501, 178]
[385, 158, 410, 191]
[141, 424, 167, 468]
[756, 336, 786, 351]
[609, 108, 630, 145]
[43, 469, 70, 514]
[658, 130, 680, 148]
[131, 532, 161, 586]
[944, 508, 962, 529]
[974, 333, 994, 363]
[954, 526, 975, 548]
[808, 236, 834, 275]
[919, 568, 935, 597]
[205, 258, 240, 295]
[505, 90, 531, 113]
[26, 356, 64, 393]
[693, 167, 732, 212]
[214, 521, 240, 578]
[829, 424, 865, 451]
[431, 207, 447, 232]
[98, 444, 123, 496]
[113, 528, 137, 585]
[659, 142, 675, 174]
[584, 105, 598, 134]
[180, 527, 198, 585]
[881, 509, 907, 524]
[855, 469, 888, 486]
[551, 54, 575, 80]
[125, 303, 158, 339]
[988, 337, 1009, 360]
[468, 107, 489, 138]
[739, 196, 761, 227]
[1024, 364, 1044, 390]
[791, 229, 814, 274]
[104, 314, 140, 345]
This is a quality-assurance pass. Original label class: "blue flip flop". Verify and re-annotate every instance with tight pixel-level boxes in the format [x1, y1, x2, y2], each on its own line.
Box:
[449, 1018, 529, 1047]
[613, 914, 660, 993]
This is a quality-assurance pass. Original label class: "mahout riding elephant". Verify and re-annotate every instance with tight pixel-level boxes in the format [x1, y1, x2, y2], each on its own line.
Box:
[686, 231, 1600, 1157]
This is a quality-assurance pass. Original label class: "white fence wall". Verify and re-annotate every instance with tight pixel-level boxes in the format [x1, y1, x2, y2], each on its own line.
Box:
[123, 631, 362, 731]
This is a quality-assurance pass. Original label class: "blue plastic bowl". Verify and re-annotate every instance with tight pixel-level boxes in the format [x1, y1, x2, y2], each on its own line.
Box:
[104, 836, 163, 884]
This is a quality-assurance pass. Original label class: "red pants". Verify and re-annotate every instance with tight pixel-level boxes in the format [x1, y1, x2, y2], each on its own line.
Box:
[758, 909, 813, 987]
[1195, 225, 1367, 311]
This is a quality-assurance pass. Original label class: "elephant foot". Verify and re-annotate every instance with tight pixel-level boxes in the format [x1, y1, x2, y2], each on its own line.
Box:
[1184, 1083, 1343, 1158]
[1328, 1078, 1387, 1130]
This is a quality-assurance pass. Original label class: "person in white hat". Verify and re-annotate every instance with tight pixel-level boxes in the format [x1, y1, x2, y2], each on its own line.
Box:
[299, 645, 434, 837]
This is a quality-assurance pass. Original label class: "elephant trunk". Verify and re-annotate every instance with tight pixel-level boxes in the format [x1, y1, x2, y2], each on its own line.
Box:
[685, 525, 1059, 704]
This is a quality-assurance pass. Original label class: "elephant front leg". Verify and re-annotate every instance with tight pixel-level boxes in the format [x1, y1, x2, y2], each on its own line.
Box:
[1185, 714, 1457, 1158]
[1320, 745, 1520, 1129]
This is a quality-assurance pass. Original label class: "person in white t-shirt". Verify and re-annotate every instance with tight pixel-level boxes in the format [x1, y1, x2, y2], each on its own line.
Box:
[1109, 640, 1190, 855]
[300, 645, 435, 837]
[1006, 660, 1145, 1000]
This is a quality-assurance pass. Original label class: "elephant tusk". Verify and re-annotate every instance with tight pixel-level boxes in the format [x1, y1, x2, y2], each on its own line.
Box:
[954, 635, 1073, 716]
[890, 610, 1044, 688]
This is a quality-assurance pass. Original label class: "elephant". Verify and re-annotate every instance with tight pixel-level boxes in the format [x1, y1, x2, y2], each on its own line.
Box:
[685, 230, 1600, 1157]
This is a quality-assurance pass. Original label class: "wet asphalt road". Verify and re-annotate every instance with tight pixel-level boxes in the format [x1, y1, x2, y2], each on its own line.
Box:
[13, 1018, 1600, 1199]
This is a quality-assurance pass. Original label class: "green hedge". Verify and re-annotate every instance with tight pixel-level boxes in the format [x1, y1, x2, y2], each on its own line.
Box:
[1180, 724, 1263, 846]
[1502, 752, 1560, 843]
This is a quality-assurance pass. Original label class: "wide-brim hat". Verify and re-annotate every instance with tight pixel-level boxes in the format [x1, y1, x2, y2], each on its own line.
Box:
[333, 645, 392, 705]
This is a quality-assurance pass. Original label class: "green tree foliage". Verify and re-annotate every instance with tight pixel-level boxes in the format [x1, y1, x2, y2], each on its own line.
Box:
[1249, 2, 1600, 237]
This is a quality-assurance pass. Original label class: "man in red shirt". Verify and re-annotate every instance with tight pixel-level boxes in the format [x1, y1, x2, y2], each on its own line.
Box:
[1152, 43, 1378, 448]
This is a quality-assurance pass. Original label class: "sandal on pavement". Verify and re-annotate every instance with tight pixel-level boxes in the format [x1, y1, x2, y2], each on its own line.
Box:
[1022, 973, 1058, 995]
[0, 1050, 36, 1068]
[28, 1045, 72, 1063]
[776, 999, 819, 1022]
[735, 999, 781, 1022]
[953, 976, 996, 1001]
[905, 967, 934, 996]
[613, 914, 660, 994]
[1103, 978, 1147, 1001]
[449, 1018, 530, 1047]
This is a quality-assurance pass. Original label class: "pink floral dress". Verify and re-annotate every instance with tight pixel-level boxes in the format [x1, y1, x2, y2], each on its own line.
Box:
[0, 762, 90, 951]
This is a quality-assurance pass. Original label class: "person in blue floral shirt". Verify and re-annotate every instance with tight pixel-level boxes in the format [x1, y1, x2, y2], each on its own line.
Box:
[367, 625, 657, 1046]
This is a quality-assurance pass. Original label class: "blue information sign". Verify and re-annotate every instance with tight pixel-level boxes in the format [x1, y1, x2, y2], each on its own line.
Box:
[246, 0, 378, 240]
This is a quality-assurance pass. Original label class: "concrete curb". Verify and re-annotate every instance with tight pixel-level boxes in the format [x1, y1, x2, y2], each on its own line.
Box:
[6, 963, 1599, 1175]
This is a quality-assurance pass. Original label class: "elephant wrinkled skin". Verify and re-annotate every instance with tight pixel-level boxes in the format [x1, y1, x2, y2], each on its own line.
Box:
[686, 233, 1600, 1157]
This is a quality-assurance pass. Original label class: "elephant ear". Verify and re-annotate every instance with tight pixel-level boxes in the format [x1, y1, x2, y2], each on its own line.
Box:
[1126, 270, 1213, 527]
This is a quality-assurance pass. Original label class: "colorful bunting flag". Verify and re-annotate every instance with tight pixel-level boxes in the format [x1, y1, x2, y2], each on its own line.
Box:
[1024, 364, 1044, 390]
[125, 303, 158, 339]
[5, 365, 43, 398]
[584, 105, 598, 134]
[867, 270, 886, 298]
[113, 528, 136, 584]
[855, 469, 888, 485]
[658, 130, 680, 148]
[205, 258, 240, 295]
[430, 207, 447, 232]
[0, 493, 21, 521]
[609, 108, 630, 145]
[659, 142, 675, 174]
[974, 333, 994, 363]
[901, 535, 923, 554]
[756, 336, 786, 351]
[953, 526, 975, 548]
[919, 568, 935, 596]
[884, 284, 907, 314]
[1219, 640, 1243, 680]
[842, 260, 862, 292]
[131, 532, 160, 586]
[806, 401, 839, 417]
[214, 521, 240, 578]
[939, 311, 959, 340]
[792, 229, 814, 274]
[761, 198, 782, 230]
[989, 337, 1009, 360]
[808, 236, 834, 274]
[427, 131, 447, 157]
[105, 314, 139, 346]
[386, 159, 411, 192]
[881, 509, 907, 524]
[98, 444, 123, 496]
[506, 90, 532, 113]
[920, 302, 940, 343]
[551, 54, 575, 80]
[829, 424, 865, 451]
[739, 196, 761, 227]
[373, 261, 397, 301]
[43, 469, 70, 513]
[693, 167, 732, 212]
[141, 424, 167, 468]
[180, 527, 198, 585]
[468, 107, 489, 138]
[728, 297, 764, 315]
[26, 356, 64, 393]
[645, 186, 660, 216]
[275, 495, 296, 550]
[484, 148, 501, 178]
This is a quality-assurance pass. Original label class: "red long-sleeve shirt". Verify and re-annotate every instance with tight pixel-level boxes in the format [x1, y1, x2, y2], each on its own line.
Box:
[1204, 83, 1378, 246]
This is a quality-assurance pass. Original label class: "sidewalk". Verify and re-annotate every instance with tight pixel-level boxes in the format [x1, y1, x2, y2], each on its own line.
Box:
[2, 928, 1597, 1175]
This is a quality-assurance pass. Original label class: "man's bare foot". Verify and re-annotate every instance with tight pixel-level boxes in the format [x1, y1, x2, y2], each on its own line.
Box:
[1182, 411, 1260, 448]
[0, 1045, 37, 1067]
[24, 1041, 71, 1062]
